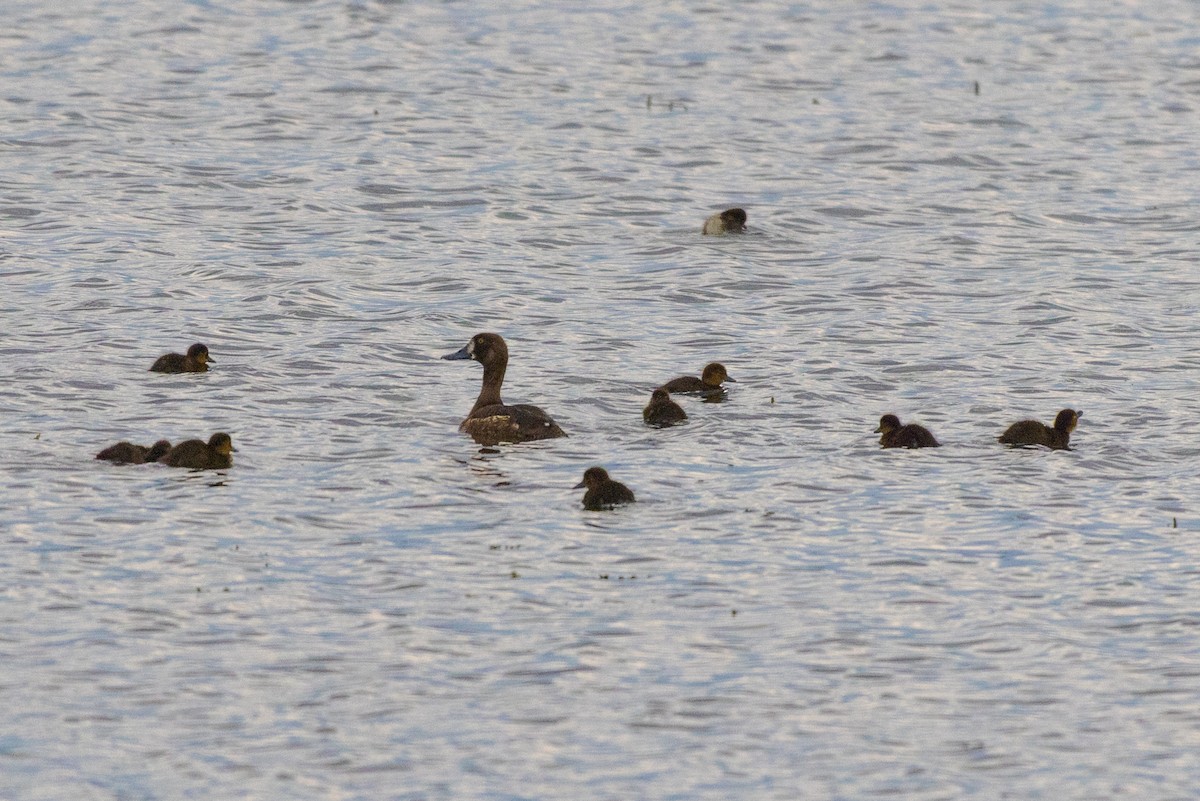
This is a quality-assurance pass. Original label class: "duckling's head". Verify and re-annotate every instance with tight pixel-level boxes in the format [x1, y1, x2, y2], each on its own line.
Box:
[187, 343, 212, 365]
[207, 433, 236, 455]
[875, 414, 901, 434]
[650, 388, 671, 403]
[1053, 409, 1080, 433]
[145, 440, 172, 462]
[442, 332, 507, 367]
[574, 466, 611, 490]
[720, 208, 747, 232]
[702, 362, 734, 386]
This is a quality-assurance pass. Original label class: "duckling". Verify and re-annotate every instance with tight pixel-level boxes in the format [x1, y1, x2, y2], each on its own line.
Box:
[662, 362, 736, 395]
[643, 387, 687, 427]
[574, 466, 636, 511]
[158, 432, 235, 469]
[998, 409, 1081, 450]
[95, 439, 173, 464]
[150, 343, 212, 373]
[702, 207, 747, 235]
[874, 414, 940, 449]
[442, 332, 567, 445]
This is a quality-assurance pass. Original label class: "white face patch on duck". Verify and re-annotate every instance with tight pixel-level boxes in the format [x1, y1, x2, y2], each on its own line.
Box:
[467, 338, 478, 357]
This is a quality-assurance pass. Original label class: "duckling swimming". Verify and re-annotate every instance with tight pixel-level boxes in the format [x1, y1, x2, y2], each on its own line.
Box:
[702, 208, 747, 235]
[874, 414, 940, 449]
[150, 343, 212, 373]
[95, 439, 173, 464]
[574, 466, 636, 511]
[158, 432, 235, 469]
[643, 387, 687, 427]
[662, 362, 735, 395]
[442, 332, 567, 446]
[998, 409, 1080, 450]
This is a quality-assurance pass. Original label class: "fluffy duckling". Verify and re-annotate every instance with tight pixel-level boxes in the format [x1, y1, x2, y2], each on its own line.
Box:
[662, 362, 735, 395]
[150, 343, 212, 373]
[95, 439, 173, 464]
[158, 433, 235, 469]
[574, 466, 636, 511]
[442, 332, 567, 446]
[998, 409, 1081, 450]
[702, 208, 747, 235]
[643, 388, 687, 427]
[875, 414, 940, 449]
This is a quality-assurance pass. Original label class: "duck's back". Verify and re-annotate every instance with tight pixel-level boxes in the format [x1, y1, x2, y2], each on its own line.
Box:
[160, 439, 230, 469]
[150, 353, 191, 373]
[584, 480, 636, 510]
[999, 420, 1066, 448]
[96, 442, 148, 464]
[661, 376, 708, 393]
[883, 424, 940, 449]
[462, 402, 566, 445]
[644, 398, 687, 426]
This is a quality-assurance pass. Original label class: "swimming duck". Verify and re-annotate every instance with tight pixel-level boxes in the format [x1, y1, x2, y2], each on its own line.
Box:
[574, 466, 636, 511]
[95, 439, 173, 464]
[442, 332, 567, 445]
[158, 433, 235, 469]
[643, 387, 687, 426]
[662, 362, 736, 395]
[874, 414, 940, 449]
[150, 343, 212, 373]
[702, 208, 747, 235]
[998, 409, 1081, 450]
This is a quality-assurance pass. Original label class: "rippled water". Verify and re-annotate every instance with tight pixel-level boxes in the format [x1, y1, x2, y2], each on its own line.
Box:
[5, 1, 1200, 798]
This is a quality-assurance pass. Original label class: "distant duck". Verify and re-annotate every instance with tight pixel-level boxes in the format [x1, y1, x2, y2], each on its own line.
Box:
[998, 409, 1081, 450]
[702, 208, 747, 235]
[574, 466, 636, 511]
[95, 439, 172, 465]
[874, 414, 940, 449]
[158, 433, 235, 469]
[150, 343, 212, 373]
[662, 362, 735, 395]
[442, 332, 567, 446]
[643, 388, 687, 427]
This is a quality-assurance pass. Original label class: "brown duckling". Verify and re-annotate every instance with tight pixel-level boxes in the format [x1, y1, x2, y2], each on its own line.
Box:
[150, 343, 212, 373]
[998, 409, 1081, 450]
[158, 433, 235, 469]
[95, 439, 173, 464]
[875, 414, 940, 449]
[702, 207, 747, 235]
[662, 362, 735, 395]
[442, 332, 566, 446]
[643, 388, 687, 427]
[574, 466, 636, 511]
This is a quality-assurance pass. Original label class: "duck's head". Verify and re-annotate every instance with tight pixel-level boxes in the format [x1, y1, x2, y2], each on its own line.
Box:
[874, 414, 901, 435]
[443, 332, 508, 367]
[650, 388, 672, 403]
[208, 433, 236, 455]
[720, 208, 747, 232]
[702, 362, 734, 386]
[187, 343, 212, 365]
[145, 440, 172, 462]
[1053, 409, 1081, 433]
[574, 466, 611, 490]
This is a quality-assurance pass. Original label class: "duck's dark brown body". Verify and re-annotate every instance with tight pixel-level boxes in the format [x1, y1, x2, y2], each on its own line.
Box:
[158, 433, 235, 469]
[150, 343, 212, 373]
[574, 467, 636, 511]
[643, 388, 687, 426]
[661, 362, 735, 395]
[999, 409, 1080, 450]
[875, 415, 940, 449]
